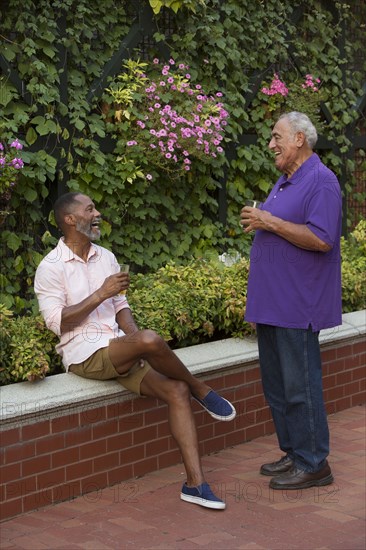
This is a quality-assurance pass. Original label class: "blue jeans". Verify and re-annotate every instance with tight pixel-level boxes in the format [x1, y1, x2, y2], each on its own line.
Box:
[256, 324, 329, 473]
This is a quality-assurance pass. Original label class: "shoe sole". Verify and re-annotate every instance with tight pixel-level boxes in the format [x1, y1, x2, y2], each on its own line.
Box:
[180, 493, 226, 510]
[270, 473, 334, 490]
[193, 396, 237, 421]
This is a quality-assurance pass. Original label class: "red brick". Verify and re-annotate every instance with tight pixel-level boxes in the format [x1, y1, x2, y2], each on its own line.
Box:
[108, 464, 133, 486]
[157, 450, 181, 470]
[52, 446, 80, 469]
[66, 459, 93, 481]
[327, 384, 343, 400]
[145, 437, 170, 456]
[323, 374, 337, 389]
[80, 473, 108, 496]
[235, 384, 257, 401]
[37, 467, 65, 489]
[22, 420, 50, 441]
[244, 368, 261, 383]
[120, 444, 145, 464]
[52, 413, 79, 433]
[144, 407, 167, 425]
[52, 480, 80, 503]
[22, 454, 51, 477]
[65, 425, 92, 447]
[352, 366, 366, 381]
[80, 406, 106, 426]
[23, 488, 53, 513]
[197, 424, 214, 441]
[119, 414, 144, 431]
[0, 497, 22, 521]
[0, 462, 21, 483]
[36, 433, 65, 455]
[353, 340, 366, 355]
[106, 432, 133, 453]
[94, 452, 120, 473]
[225, 429, 246, 448]
[203, 436, 225, 455]
[351, 392, 366, 406]
[336, 344, 353, 359]
[329, 358, 346, 373]
[107, 400, 134, 419]
[246, 423, 266, 441]
[92, 418, 119, 440]
[133, 457, 159, 478]
[6, 476, 37, 500]
[0, 427, 20, 447]
[256, 407, 271, 423]
[157, 421, 171, 438]
[133, 425, 157, 445]
[321, 348, 336, 362]
[344, 380, 362, 397]
[333, 396, 352, 412]
[224, 371, 245, 388]
[335, 371, 351, 386]
[5, 440, 36, 464]
[79, 439, 106, 461]
[132, 396, 159, 413]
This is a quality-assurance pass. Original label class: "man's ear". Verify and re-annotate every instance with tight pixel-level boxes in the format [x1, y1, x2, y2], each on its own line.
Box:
[296, 131, 306, 147]
[64, 213, 76, 227]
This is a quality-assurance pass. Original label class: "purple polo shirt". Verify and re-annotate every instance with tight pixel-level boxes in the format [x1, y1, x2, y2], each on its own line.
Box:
[245, 153, 342, 331]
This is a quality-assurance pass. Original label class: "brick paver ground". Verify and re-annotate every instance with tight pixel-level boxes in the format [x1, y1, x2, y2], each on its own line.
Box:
[1, 405, 365, 550]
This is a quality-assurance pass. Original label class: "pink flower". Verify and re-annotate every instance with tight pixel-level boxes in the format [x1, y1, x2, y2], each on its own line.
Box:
[146, 173, 153, 180]
[153, 58, 159, 64]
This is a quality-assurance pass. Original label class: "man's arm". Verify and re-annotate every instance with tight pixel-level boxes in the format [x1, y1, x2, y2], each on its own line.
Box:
[60, 272, 129, 334]
[240, 208, 331, 252]
[116, 307, 140, 335]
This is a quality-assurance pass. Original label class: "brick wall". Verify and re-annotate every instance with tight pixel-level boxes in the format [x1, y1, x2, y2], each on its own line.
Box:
[1, 335, 365, 522]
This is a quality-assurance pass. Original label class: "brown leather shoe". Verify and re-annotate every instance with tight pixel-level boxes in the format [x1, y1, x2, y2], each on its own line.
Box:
[269, 461, 334, 490]
[260, 455, 294, 476]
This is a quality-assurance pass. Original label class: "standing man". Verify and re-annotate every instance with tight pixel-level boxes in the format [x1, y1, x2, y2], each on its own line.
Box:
[35, 191, 236, 510]
[240, 112, 342, 490]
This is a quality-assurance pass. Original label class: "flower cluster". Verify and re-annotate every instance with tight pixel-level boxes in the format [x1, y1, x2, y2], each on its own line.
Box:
[106, 59, 229, 180]
[0, 138, 24, 199]
[261, 73, 289, 97]
[258, 72, 326, 130]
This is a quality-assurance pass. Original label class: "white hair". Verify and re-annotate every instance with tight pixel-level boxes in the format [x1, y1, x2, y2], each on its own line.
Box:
[279, 111, 318, 149]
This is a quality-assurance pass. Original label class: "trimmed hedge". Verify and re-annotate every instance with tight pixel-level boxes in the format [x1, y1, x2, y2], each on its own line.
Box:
[0, 220, 365, 386]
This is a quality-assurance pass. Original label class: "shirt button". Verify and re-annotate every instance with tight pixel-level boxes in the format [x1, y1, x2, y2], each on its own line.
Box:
[280, 188, 283, 191]
[274, 195, 277, 198]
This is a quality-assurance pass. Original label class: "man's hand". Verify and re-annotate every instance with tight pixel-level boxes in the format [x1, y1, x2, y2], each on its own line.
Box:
[97, 273, 130, 300]
[239, 206, 331, 252]
[240, 206, 272, 233]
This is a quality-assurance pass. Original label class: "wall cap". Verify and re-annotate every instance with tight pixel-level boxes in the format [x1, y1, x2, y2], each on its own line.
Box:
[1, 310, 364, 427]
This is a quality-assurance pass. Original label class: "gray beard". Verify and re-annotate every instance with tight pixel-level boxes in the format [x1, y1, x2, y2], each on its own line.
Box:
[76, 220, 101, 241]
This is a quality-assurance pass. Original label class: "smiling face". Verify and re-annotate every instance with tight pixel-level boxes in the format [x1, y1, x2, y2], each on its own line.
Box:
[68, 194, 102, 241]
[269, 117, 305, 177]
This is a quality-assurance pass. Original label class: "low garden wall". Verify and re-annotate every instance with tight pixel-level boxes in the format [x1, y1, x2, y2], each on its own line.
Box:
[0, 310, 365, 522]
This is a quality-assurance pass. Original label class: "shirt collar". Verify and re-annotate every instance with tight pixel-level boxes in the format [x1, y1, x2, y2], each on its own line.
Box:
[279, 153, 319, 186]
[58, 237, 99, 263]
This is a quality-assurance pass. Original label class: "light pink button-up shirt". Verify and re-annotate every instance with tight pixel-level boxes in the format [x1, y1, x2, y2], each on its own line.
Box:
[34, 238, 129, 370]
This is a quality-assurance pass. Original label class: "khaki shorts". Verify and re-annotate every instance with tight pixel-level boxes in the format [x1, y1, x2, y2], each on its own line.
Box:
[69, 347, 151, 396]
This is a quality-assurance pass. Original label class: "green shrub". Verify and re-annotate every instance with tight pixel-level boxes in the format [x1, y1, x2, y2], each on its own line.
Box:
[341, 219, 366, 312]
[0, 305, 62, 385]
[1, 220, 365, 386]
[128, 255, 252, 347]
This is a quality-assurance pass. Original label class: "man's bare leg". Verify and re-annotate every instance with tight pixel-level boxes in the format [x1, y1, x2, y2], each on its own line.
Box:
[140, 369, 204, 487]
[109, 329, 211, 400]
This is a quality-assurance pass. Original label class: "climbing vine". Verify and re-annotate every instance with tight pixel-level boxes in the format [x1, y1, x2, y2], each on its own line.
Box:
[0, 0, 364, 313]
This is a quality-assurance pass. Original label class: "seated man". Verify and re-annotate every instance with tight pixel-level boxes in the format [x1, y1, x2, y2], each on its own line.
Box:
[34, 192, 236, 510]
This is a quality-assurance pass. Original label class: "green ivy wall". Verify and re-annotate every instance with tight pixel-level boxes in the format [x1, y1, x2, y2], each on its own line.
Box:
[0, 0, 365, 313]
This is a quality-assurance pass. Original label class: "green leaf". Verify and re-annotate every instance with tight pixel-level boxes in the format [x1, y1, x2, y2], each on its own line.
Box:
[6, 233, 22, 253]
[24, 188, 38, 202]
[25, 127, 38, 145]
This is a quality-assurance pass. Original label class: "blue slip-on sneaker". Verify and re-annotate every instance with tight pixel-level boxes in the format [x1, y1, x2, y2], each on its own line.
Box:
[180, 482, 226, 510]
[193, 390, 236, 421]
